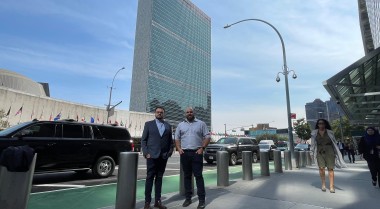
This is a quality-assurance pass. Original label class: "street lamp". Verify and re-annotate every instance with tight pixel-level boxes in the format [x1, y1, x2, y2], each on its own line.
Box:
[106, 67, 125, 124]
[224, 18, 297, 155]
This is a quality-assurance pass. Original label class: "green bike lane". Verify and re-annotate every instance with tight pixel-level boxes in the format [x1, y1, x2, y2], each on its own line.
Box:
[28, 163, 275, 209]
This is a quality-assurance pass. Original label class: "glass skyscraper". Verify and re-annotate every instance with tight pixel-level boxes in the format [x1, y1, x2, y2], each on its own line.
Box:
[358, 0, 380, 54]
[130, 0, 211, 127]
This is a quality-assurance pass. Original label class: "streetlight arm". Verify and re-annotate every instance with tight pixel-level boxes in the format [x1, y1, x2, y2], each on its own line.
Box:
[107, 67, 125, 123]
[225, 19, 287, 68]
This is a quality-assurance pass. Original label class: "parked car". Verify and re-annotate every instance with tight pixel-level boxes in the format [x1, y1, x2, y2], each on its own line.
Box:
[204, 137, 259, 165]
[0, 120, 133, 178]
[258, 144, 277, 160]
[294, 143, 310, 151]
[276, 141, 288, 151]
[259, 139, 275, 145]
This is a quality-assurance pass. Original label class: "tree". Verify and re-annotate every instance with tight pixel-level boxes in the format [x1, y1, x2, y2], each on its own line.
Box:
[294, 121, 311, 143]
[330, 116, 365, 140]
[0, 109, 10, 130]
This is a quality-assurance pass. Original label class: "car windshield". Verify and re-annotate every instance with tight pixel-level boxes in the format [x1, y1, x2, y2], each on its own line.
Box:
[277, 143, 287, 147]
[0, 121, 34, 137]
[216, 137, 237, 144]
[259, 144, 270, 149]
[296, 144, 309, 148]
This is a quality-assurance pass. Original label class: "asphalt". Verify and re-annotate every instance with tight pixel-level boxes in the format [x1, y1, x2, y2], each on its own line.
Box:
[104, 158, 379, 209]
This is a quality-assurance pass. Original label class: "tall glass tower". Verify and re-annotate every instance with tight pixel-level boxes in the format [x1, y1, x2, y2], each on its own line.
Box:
[358, 0, 380, 54]
[130, 0, 211, 127]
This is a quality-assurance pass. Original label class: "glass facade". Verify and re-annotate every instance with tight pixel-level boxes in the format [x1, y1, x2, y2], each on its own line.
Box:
[358, 0, 380, 54]
[130, 0, 211, 127]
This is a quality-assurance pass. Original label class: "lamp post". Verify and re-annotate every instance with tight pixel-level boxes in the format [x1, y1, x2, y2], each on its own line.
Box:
[106, 67, 125, 124]
[224, 18, 297, 155]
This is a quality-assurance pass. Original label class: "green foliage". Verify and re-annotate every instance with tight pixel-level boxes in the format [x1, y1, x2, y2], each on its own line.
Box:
[330, 116, 365, 140]
[294, 121, 311, 142]
[0, 109, 10, 130]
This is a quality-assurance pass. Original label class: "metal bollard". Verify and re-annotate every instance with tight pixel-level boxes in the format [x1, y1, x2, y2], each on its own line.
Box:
[217, 151, 229, 186]
[242, 151, 253, 180]
[179, 162, 194, 196]
[300, 151, 306, 167]
[294, 151, 300, 168]
[0, 154, 37, 209]
[284, 150, 292, 170]
[115, 152, 139, 209]
[273, 150, 283, 173]
[260, 151, 270, 176]
[306, 151, 312, 166]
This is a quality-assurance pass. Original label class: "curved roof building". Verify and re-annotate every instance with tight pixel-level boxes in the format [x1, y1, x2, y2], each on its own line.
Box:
[0, 68, 49, 97]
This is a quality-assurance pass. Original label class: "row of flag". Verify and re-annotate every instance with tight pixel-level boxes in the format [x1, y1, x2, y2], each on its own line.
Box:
[2, 105, 141, 128]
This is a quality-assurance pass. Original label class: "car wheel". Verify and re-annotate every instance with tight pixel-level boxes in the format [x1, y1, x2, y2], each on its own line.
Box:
[92, 156, 115, 178]
[206, 160, 214, 164]
[229, 153, 237, 166]
[252, 153, 258, 163]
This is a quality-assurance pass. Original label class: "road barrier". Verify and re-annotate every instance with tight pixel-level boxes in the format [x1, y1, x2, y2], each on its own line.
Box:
[242, 151, 253, 180]
[284, 150, 292, 170]
[216, 151, 229, 186]
[306, 151, 312, 166]
[300, 151, 306, 168]
[273, 150, 283, 173]
[294, 151, 300, 168]
[115, 152, 138, 209]
[260, 151, 270, 176]
[0, 153, 36, 209]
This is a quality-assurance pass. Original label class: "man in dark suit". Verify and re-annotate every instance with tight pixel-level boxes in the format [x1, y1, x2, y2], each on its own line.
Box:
[141, 106, 173, 209]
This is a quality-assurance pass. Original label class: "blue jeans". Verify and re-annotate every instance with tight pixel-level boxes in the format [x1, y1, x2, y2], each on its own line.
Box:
[180, 150, 205, 202]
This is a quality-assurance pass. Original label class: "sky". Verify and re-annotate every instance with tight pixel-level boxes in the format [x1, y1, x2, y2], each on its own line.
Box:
[0, 0, 364, 133]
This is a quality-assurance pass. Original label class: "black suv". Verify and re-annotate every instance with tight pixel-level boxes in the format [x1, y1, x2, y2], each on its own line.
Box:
[204, 137, 259, 165]
[0, 120, 132, 178]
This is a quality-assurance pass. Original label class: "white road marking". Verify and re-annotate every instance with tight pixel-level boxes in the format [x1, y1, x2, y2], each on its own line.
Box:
[35, 184, 86, 188]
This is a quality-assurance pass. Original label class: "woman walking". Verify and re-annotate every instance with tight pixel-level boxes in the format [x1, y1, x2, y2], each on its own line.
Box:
[310, 119, 346, 193]
[358, 127, 380, 187]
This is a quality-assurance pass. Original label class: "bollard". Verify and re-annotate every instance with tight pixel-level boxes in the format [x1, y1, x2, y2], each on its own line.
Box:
[306, 151, 312, 166]
[217, 151, 229, 186]
[273, 150, 283, 173]
[0, 154, 36, 209]
[300, 151, 306, 168]
[284, 150, 292, 170]
[242, 151, 253, 180]
[294, 151, 300, 168]
[260, 151, 270, 176]
[179, 163, 194, 196]
[115, 152, 139, 209]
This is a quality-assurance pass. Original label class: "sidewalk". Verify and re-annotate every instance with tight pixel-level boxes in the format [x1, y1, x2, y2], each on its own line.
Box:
[113, 160, 379, 209]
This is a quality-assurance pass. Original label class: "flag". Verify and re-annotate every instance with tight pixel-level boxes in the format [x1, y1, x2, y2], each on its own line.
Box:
[15, 106, 23, 116]
[97, 115, 100, 123]
[54, 112, 61, 121]
[90, 117, 95, 123]
[120, 120, 124, 126]
[5, 106, 11, 116]
[81, 116, 85, 122]
[49, 112, 53, 121]
[290, 113, 296, 119]
[30, 109, 34, 119]
[39, 110, 44, 119]
[76, 114, 79, 121]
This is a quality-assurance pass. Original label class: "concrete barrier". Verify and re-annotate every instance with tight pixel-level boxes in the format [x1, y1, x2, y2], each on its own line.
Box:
[260, 151, 270, 176]
[0, 154, 36, 209]
[273, 150, 283, 173]
[217, 151, 229, 186]
[284, 150, 292, 170]
[115, 152, 139, 209]
[242, 151, 253, 180]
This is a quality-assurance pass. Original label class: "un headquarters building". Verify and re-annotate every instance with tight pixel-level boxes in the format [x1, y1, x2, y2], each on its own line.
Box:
[130, 0, 211, 127]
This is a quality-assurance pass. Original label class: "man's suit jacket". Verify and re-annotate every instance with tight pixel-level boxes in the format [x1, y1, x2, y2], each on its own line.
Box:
[141, 120, 173, 159]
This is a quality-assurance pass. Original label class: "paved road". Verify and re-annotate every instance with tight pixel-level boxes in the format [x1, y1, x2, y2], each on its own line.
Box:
[31, 153, 220, 193]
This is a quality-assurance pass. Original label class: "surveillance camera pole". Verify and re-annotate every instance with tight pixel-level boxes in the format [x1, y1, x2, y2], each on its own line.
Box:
[224, 19, 296, 156]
